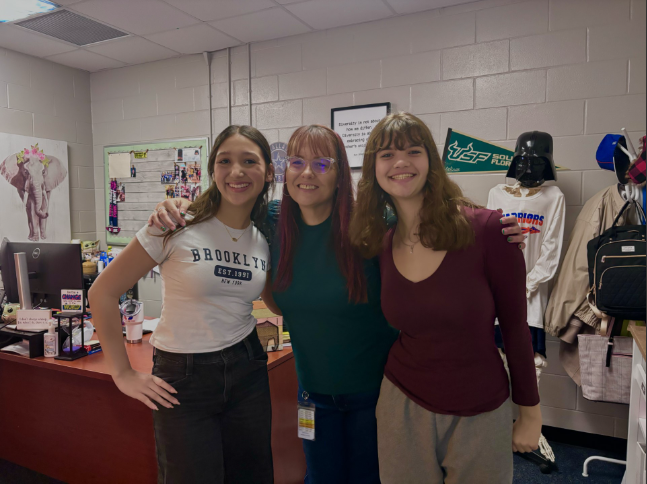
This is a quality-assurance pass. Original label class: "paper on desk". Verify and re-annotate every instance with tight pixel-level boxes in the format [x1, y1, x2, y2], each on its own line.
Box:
[108, 152, 131, 178]
[0, 341, 30, 356]
[143, 318, 160, 332]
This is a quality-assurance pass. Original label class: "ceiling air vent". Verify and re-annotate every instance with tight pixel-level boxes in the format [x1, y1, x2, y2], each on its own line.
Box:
[15, 9, 128, 46]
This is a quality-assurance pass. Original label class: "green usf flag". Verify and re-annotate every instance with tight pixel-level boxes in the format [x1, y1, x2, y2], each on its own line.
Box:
[442, 129, 514, 174]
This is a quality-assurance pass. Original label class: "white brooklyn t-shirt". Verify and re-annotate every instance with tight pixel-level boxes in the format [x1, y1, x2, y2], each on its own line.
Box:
[487, 184, 565, 329]
[136, 216, 270, 353]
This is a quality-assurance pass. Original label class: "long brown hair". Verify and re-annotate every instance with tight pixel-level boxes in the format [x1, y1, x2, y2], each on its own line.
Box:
[163, 125, 274, 244]
[273, 125, 367, 304]
[350, 112, 476, 258]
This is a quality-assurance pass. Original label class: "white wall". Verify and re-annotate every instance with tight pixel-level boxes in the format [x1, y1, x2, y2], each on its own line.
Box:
[0, 48, 95, 241]
[89, 0, 646, 437]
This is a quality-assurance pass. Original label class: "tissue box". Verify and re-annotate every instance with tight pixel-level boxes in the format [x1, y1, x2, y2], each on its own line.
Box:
[17, 309, 52, 331]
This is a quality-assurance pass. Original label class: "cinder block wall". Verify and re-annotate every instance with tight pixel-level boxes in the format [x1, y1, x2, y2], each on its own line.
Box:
[0, 48, 95, 241]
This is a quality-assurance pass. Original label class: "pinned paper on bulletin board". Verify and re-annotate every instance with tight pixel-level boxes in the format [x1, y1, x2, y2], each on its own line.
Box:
[442, 129, 565, 174]
[108, 152, 131, 178]
[183, 148, 201, 162]
[134, 151, 147, 159]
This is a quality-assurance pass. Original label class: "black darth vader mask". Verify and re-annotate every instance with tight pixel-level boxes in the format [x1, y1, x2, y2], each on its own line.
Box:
[506, 131, 557, 188]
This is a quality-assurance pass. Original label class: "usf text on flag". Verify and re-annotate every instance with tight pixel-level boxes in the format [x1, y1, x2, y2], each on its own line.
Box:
[442, 129, 513, 174]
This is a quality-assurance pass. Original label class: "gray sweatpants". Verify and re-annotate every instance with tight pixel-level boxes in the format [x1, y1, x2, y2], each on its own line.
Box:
[376, 377, 513, 484]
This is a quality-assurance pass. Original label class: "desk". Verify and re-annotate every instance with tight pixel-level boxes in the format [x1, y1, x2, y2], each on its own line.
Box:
[0, 334, 306, 484]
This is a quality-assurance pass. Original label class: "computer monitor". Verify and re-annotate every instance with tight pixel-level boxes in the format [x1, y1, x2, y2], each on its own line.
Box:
[0, 238, 84, 309]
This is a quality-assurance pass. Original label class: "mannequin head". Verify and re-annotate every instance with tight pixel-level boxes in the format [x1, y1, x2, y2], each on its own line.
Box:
[506, 131, 557, 188]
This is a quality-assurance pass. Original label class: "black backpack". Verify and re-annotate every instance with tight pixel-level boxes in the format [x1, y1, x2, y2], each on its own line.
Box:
[587, 201, 646, 321]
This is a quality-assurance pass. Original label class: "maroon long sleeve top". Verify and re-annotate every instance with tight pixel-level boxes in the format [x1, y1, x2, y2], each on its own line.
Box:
[380, 208, 540, 416]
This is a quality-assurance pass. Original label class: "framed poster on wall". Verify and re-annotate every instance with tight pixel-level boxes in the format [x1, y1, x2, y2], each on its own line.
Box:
[0, 133, 70, 243]
[331, 102, 390, 169]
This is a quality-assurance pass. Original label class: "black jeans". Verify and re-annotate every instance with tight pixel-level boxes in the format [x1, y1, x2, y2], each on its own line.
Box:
[152, 328, 273, 484]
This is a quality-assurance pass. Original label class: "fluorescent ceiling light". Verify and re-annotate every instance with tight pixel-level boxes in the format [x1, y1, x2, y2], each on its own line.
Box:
[0, 0, 60, 23]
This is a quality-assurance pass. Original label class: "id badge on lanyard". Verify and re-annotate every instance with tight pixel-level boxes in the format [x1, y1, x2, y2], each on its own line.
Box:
[298, 391, 315, 441]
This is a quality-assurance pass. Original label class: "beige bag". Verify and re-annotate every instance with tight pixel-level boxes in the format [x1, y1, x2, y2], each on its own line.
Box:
[578, 319, 632, 404]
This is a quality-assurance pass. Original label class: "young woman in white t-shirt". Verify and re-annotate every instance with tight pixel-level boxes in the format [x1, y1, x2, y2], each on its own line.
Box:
[89, 125, 275, 484]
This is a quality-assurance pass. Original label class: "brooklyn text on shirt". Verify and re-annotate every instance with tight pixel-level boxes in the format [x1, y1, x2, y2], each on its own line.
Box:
[190, 248, 267, 285]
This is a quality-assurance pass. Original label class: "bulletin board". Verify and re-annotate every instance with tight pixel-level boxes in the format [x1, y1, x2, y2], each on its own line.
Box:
[103, 138, 209, 245]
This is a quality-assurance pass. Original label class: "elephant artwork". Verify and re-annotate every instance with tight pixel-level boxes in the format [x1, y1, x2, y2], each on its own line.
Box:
[0, 144, 68, 241]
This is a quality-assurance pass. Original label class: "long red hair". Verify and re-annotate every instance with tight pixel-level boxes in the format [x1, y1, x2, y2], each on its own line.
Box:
[273, 125, 367, 304]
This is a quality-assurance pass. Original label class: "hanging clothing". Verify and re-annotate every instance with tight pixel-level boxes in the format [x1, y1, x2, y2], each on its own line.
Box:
[495, 325, 546, 357]
[545, 184, 635, 336]
[545, 184, 638, 385]
[487, 184, 565, 330]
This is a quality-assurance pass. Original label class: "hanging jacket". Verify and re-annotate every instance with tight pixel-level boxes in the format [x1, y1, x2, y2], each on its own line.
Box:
[545, 184, 634, 336]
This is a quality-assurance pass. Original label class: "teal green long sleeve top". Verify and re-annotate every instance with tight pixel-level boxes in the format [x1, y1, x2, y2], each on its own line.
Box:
[268, 203, 398, 395]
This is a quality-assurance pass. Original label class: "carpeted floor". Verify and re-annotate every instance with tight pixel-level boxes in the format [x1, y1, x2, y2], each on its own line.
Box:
[1, 437, 627, 484]
[513, 441, 626, 483]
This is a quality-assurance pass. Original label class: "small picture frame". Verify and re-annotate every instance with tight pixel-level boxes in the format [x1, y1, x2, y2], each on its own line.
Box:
[331, 102, 391, 169]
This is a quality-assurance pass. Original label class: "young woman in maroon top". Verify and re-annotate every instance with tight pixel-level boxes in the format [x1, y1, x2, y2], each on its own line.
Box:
[351, 112, 542, 484]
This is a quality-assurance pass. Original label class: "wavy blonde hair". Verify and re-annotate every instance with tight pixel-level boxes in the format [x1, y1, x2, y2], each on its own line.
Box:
[350, 112, 477, 258]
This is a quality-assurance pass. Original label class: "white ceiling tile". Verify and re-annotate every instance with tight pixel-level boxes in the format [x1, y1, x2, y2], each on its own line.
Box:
[0, 24, 77, 57]
[285, 0, 393, 30]
[145, 23, 240, 54]
[385, 0, 471, 14]
[86, 36, 179, 64]
[70, 0, 200, 36]
[46, 49, 126, 72]
[211, 7, 310, 43]
[163, 0, 275, 22]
